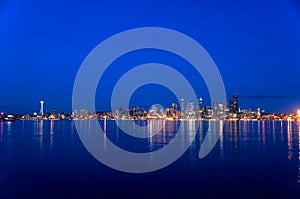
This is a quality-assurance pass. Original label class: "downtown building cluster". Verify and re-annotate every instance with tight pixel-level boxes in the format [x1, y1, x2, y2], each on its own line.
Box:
[67, 94, 300, 121]
[108, 94, 259, 120]
[1, 94, 300, 121]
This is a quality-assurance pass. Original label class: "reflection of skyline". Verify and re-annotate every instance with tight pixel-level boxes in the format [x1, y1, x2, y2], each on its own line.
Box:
[0, 120, 300, 184]
[298, 123, 300, 183]
[103, 119, 106, 150]
[50, 120, 54, 149]
[288, 120, 293, 160]
[98, 119, 300, 174]
[261, 121, 266, 146]
[34, 120, 44, 164]
[227, 121, 239, 153]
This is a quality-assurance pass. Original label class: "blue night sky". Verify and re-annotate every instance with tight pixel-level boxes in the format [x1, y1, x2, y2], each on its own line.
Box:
[0, 0, 300, 114]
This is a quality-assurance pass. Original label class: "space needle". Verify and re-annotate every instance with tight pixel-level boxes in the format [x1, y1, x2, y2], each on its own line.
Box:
[40, 101, 44, 116]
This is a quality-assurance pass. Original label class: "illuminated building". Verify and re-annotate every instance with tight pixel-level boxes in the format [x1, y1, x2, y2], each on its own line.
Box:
[229, 94, 239, 118]
[181, 99, 185, 118]
[149, 105, 158, 117]
[166, 108, 172, 117]
[116, 107, 124, 119]
[165, 103, 178, 118]
[49, 108, 59, 120]
[79, 109, 88, 119]
[40, 101, 44, 116]
[212, 101, 219, 118]
[53, 108, 57, 116]
[196, 98, 203, 118]
[218, 103, 227, 117]
[198, 98, 203, 110]
[135, 107, 143, 117]
[72, 110, 78, 119]
[0, 112, 5, 121]
[257, 108, 261, 119]
[186, 102, 195, 119]
[203, 106, 212, 118]
[159, 109, 165, 117]
[172, 103, 177, 111]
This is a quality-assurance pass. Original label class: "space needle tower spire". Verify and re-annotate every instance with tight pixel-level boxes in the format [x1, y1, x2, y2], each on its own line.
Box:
[40, 100, 44, 116]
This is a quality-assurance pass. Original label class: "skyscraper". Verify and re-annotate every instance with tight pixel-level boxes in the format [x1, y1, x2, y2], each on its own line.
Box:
[187, 102, 195, 119]
[212, 101, 219, 117]
[229, 94, 239, 113]
[198, 98, 203, 111]
[232, 94, 239, 113]
[196, 98, 203, 119]
[181, 99, 185, 118]
[172, 103, 177, 111]
[229, 94, 239, 118]
[171, 103, 177, 116]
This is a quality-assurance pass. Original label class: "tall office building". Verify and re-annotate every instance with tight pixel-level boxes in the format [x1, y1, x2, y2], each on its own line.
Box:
[181, 99, 185, 118]
[218, 103, 227, 117]
[52, 108, 57, 116]
[149, 105, 158, 116]
[229, 94, 239, 114]
[198, 98, 203, 111]
[203, 106, 212, 118]
[212, 101, 219, 117]
[172, 103, 177, 111]
[171, 103, 177, 116]
[166, 108, 172, 117]
[187, 102, 195, 118]
[196, 98, 203, 118]
[233, 94, 239, 113]
[229, 94, 239, 119]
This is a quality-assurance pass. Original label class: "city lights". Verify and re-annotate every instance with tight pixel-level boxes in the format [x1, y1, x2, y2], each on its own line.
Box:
[1, 95, 300, 122]
[297, 109, 300, 121]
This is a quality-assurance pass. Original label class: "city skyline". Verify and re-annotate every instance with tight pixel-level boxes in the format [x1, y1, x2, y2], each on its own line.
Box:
[1, 93, 300, 122]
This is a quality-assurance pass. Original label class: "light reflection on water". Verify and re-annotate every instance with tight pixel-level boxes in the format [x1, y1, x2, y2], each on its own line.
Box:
[50, 120, 54, 149]
[5, 122, 12, 145]
[298, 122, 300, 183]
[262, 120, 266, 146]
[288, 120, 293, 160]
[0, 120, 300, 185]
[272, 120, 276, 146]
[103, 119, 106, 150]
[35, 120, 43, 151]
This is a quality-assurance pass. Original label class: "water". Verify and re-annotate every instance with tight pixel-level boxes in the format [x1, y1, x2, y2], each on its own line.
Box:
[0, 120, 299, 198]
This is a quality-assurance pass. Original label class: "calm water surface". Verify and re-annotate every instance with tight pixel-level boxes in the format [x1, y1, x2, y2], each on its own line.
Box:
[0, 120, 299, 198]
